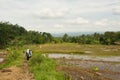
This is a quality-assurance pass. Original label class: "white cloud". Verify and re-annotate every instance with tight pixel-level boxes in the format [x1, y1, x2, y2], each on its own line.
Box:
[54, 24, 64, 29]
[111, 20, 120, 26]
[0, 0, 120, 32]
[94, 19, 109, 26]
[66, 17, 90, 25]
[94, 19, 120, 26]
[113, 6, 120, 15]
[33, 8, 69, 19]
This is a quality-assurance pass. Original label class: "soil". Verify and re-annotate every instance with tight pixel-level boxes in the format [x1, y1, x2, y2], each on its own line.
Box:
[0, 60, 34, 80]
[56, 59, 120, 80]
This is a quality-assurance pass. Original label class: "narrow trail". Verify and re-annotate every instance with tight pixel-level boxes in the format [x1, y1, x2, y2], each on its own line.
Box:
[0, 60, 35, 80]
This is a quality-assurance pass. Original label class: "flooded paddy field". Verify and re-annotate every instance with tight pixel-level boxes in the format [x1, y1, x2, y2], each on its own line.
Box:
[49, 53, 120, 80]
[0, 58, 4, 63]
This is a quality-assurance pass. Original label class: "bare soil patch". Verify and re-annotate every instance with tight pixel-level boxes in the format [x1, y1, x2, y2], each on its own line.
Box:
[0, 60, 34, 80]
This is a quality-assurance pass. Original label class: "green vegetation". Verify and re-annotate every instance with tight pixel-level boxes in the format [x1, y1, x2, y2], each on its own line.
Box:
[29, 53, 65, 80]
[63, 32, 120, 45]
[24, 43, 120, 56]
[0, 21, 120, 80]
[0, 48, 23, 69]
[0, 22, 54, 49]
[0, 21, 120, 49]
[0, 47, 65, 80]
[93, 67, 99, 71]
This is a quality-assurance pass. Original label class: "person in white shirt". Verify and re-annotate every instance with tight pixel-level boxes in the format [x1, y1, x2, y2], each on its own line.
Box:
[26, 49, 32, 60]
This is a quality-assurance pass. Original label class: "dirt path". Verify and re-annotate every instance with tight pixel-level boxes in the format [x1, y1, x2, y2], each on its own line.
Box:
[0, 60, 34, 80]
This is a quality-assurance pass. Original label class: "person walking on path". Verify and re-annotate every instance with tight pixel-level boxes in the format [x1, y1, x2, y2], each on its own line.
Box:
[26, 49, 32, 60]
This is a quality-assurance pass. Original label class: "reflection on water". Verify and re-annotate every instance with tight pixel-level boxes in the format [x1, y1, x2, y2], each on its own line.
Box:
[48, 53, 120, 62]
[0, 58, 4, 63]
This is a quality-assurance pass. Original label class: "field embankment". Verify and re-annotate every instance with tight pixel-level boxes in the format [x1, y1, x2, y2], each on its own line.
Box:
[25, 43, 120, 56]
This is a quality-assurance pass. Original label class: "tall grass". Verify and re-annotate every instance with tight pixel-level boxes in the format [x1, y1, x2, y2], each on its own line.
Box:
[0, 48, 23, 69]
[29, 53, 65, 80]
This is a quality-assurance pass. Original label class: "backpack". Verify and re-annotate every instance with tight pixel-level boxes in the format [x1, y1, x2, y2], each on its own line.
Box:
[29, 50, 32, 57]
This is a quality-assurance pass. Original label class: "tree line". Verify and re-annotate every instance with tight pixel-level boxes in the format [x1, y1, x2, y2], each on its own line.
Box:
[0, 22, 120, 48]
[62, 32, 120, 45]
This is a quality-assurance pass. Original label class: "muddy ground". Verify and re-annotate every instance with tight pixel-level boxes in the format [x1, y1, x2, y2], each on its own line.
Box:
[0, 60, 34, 80]
[56, 58, 120, 80]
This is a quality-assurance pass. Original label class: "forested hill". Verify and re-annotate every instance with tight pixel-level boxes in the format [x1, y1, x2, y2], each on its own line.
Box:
[0, 22, 120, 49]
[0, 22, 26, 48]
[0, 22, 53, 48]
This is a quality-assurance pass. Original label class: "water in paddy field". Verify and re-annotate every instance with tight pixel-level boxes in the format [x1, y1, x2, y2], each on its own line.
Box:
[48, 53, 120, 80]
[0, 58, 4, 63]
[48, 53, 120, 62]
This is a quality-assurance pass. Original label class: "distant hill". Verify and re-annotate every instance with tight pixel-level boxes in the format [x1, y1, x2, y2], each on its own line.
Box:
[51, 31, 104, 37]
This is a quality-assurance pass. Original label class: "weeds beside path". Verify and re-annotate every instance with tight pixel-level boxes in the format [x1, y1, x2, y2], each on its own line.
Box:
[29, 53, 65, 80]
[0, 48, 65, 80]
[0, 48, 35, 80]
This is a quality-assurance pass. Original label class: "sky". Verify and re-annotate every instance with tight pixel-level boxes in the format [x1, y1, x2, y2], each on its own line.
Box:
[0, 0, 120, 33]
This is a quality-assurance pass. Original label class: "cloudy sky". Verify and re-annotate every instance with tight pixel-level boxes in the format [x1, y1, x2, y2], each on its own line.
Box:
[0, 0, 120, 33]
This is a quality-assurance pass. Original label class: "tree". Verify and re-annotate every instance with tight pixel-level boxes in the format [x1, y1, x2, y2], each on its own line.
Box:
[0, 22, 27, 48]
[62, 33, 69, 42]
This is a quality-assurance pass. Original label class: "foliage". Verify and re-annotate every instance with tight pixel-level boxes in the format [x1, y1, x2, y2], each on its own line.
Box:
[62, 33, 69, 42]
[0, 22, 54, 48]
[29, 53, 65, 80]
[0, 22, 27, 48]
[62, 32, 120, 45]
[0, 48, 23, 69]
[0, 21, 120, 49]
